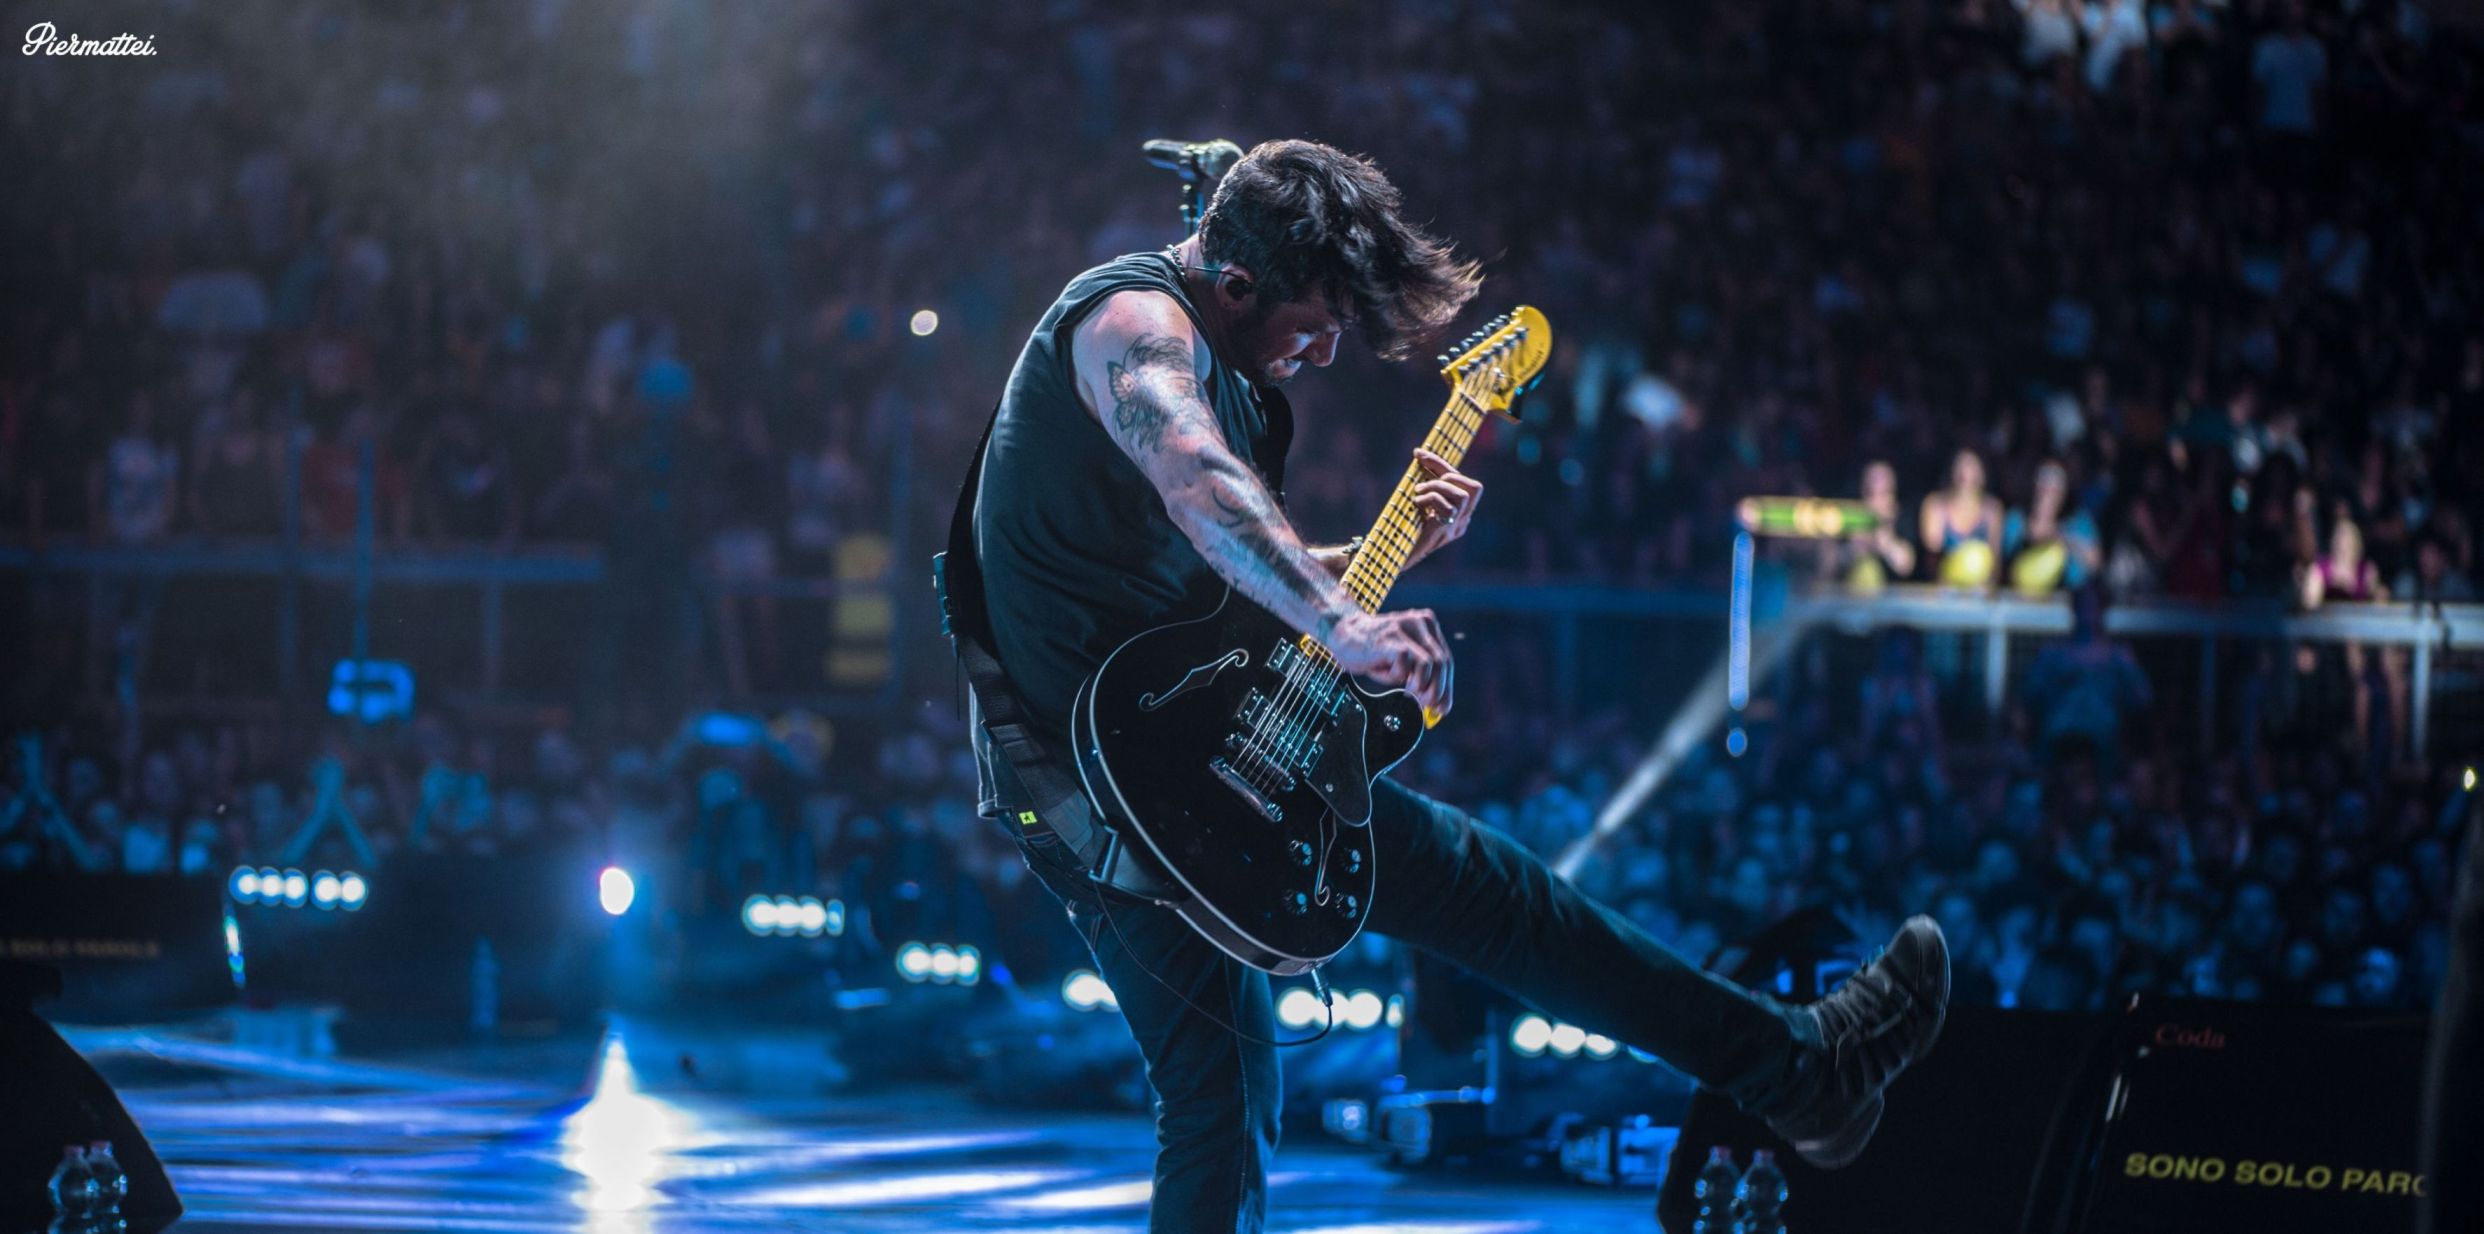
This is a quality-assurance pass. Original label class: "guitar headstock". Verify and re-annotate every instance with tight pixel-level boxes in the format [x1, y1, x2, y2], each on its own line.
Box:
[1435, 305, 1551, 421]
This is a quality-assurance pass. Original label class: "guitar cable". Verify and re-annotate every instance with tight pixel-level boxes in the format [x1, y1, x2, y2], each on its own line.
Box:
[1090, 892, 1341, 1049]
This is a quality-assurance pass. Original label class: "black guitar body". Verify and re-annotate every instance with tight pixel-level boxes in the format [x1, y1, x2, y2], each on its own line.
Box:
[1071, 588, 1423, 974]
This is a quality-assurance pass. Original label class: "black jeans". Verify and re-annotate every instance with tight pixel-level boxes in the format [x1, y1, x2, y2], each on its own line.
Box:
[1017, 776, 1808, 1234]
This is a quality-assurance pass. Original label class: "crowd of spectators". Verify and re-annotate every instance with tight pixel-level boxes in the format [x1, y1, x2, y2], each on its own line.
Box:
[10, 1, 2482, 604]
[5, 599, 2468, 1015]
[4, 1, 2480, 1019]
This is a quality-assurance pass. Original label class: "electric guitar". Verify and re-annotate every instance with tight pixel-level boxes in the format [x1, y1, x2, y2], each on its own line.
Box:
[1071, 308, 1553, 974]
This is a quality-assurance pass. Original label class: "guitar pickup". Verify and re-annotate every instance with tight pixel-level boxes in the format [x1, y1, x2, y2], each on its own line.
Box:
[1209, 756, 1285, 822]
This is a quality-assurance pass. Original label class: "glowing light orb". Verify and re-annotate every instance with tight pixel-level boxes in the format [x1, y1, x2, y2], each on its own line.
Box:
[1549, 1023, 1587, 1058]
[1511, 1014, 1553, 1056]
[897, 942, 933, 980]
[599, 867, 636, 916]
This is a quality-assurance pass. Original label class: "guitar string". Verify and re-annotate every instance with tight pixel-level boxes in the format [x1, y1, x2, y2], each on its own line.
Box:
[1239, 344, 1504, 800]
[1258, 356, 1500, 775]
[1253, 365, 1473, 780]
[1277, 360, 1493, 753]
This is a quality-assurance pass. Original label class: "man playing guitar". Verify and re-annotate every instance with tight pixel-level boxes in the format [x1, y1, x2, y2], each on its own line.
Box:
[958, 139, 1949, 1232]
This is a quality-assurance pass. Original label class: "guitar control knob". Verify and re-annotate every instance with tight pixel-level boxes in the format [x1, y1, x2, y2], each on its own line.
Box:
[1383, 715, 1402, 732]
[1345, 848, 1363, 874]
[1289, 839, 1315, 867]
[1286, 891, 1311, 916]
[1337, 894, 1360, 918]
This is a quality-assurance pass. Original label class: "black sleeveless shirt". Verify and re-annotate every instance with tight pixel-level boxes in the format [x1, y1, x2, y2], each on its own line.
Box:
[970, 252, 1292, 807]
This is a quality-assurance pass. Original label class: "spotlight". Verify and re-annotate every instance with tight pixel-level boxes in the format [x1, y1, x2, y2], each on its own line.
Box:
[312, 871, 341, 909]
[1061, 969, 1116, 1012]
[1725, 726, 1748, 757]
[910, 309, 939, 336]
[930, 944, 961, 982]
[823, 899, 846, 936]
[281, 869, 308, 907]
[1386, 994, 1404, 1029]
[773, 896, 799, 930]
[743, 895, 776, 934]
[598, 867, 635, 916]
[1276, 987, 1323, 1030]
[1511, 1014, 1553, 1057]
[795, 896, 827, 936]
[1549, 1023, 1587, 1058]
[2467, 767, 2477, 792]
[257, 867, 280, 897]
[339, 872, 367, 909]
[1584, 1033, 1619, 1059]
[222, 911, 245, 989]
[955, 945, 981, 985]
[231, 867, 258, 902]
[896, 942, 933, 981]
[1344, 990, 1385, 1031]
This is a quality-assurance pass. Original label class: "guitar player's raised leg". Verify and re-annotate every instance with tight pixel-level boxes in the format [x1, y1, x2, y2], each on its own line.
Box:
[1361, 777, 1951, 1168]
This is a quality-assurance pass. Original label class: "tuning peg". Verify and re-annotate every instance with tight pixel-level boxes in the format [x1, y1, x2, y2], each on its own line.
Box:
[1435, 353, 1450, 366]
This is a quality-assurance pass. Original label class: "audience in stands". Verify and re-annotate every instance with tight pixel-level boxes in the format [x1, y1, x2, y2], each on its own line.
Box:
[2, 2, 2479, 1018]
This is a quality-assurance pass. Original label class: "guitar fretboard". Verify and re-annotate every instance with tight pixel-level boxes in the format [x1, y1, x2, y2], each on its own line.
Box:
[1337, 383, 1496, 613]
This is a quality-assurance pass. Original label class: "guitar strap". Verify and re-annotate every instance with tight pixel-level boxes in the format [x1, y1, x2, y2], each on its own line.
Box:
[933, 404, 1116, 873]
[933, 370, 1289, 900]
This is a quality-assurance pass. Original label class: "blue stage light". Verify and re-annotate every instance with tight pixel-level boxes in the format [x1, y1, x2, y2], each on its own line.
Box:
[222, 911, 245, 989]
[1061, 969, 1115, 1012]
[955, 946, 981, 985]
[929, 945, 960, 983]
[339, 872, 367, 910]
[1511, 1014, 1553, 1057]
[795, 896, 827, 936]
[281, 869, 309, 907]
[599, 867, 635, 916]
[1276, 987, 1322, 1029]
[312, 870, 341, 909]
[896, 942, 933, 981]
[743, 895, 775, 934]
[231, 866, 259, 902]
[1549, 1022, 1587, 1058]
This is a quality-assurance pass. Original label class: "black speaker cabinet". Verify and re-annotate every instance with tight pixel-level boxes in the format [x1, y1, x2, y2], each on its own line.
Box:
[1659, 1005, 2115, 1234]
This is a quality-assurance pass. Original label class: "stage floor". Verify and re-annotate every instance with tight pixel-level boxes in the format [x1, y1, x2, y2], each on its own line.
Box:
[72, 1023, 1657, 1233]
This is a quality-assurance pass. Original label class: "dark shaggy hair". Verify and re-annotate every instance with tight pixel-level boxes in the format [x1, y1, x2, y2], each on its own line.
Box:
[1198, 140, 1482, 362]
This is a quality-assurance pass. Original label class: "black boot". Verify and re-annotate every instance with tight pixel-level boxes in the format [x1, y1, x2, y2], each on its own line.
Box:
[1757, 915, 1951, 1168]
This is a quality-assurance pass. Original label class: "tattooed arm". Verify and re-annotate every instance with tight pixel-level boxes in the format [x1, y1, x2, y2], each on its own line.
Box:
[1070, 292, 1354, 640]
[1068, 292, 1454, 712]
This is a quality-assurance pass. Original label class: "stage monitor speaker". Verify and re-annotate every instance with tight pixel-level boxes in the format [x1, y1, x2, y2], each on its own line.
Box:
[1659, 1005, 2116, 1234]
[2079, 996, 2430, 1234]
[1, 965, 183, 1228]
[0, 871, 233, 1021]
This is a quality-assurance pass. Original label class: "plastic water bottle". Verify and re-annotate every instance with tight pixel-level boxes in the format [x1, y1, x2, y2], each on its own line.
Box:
[87, 1140, 129, 1214]
[1691, 1144, 1741, 1234]
[47, 1145, 100, 1220]
[1736, 1147, 1789, 1234]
